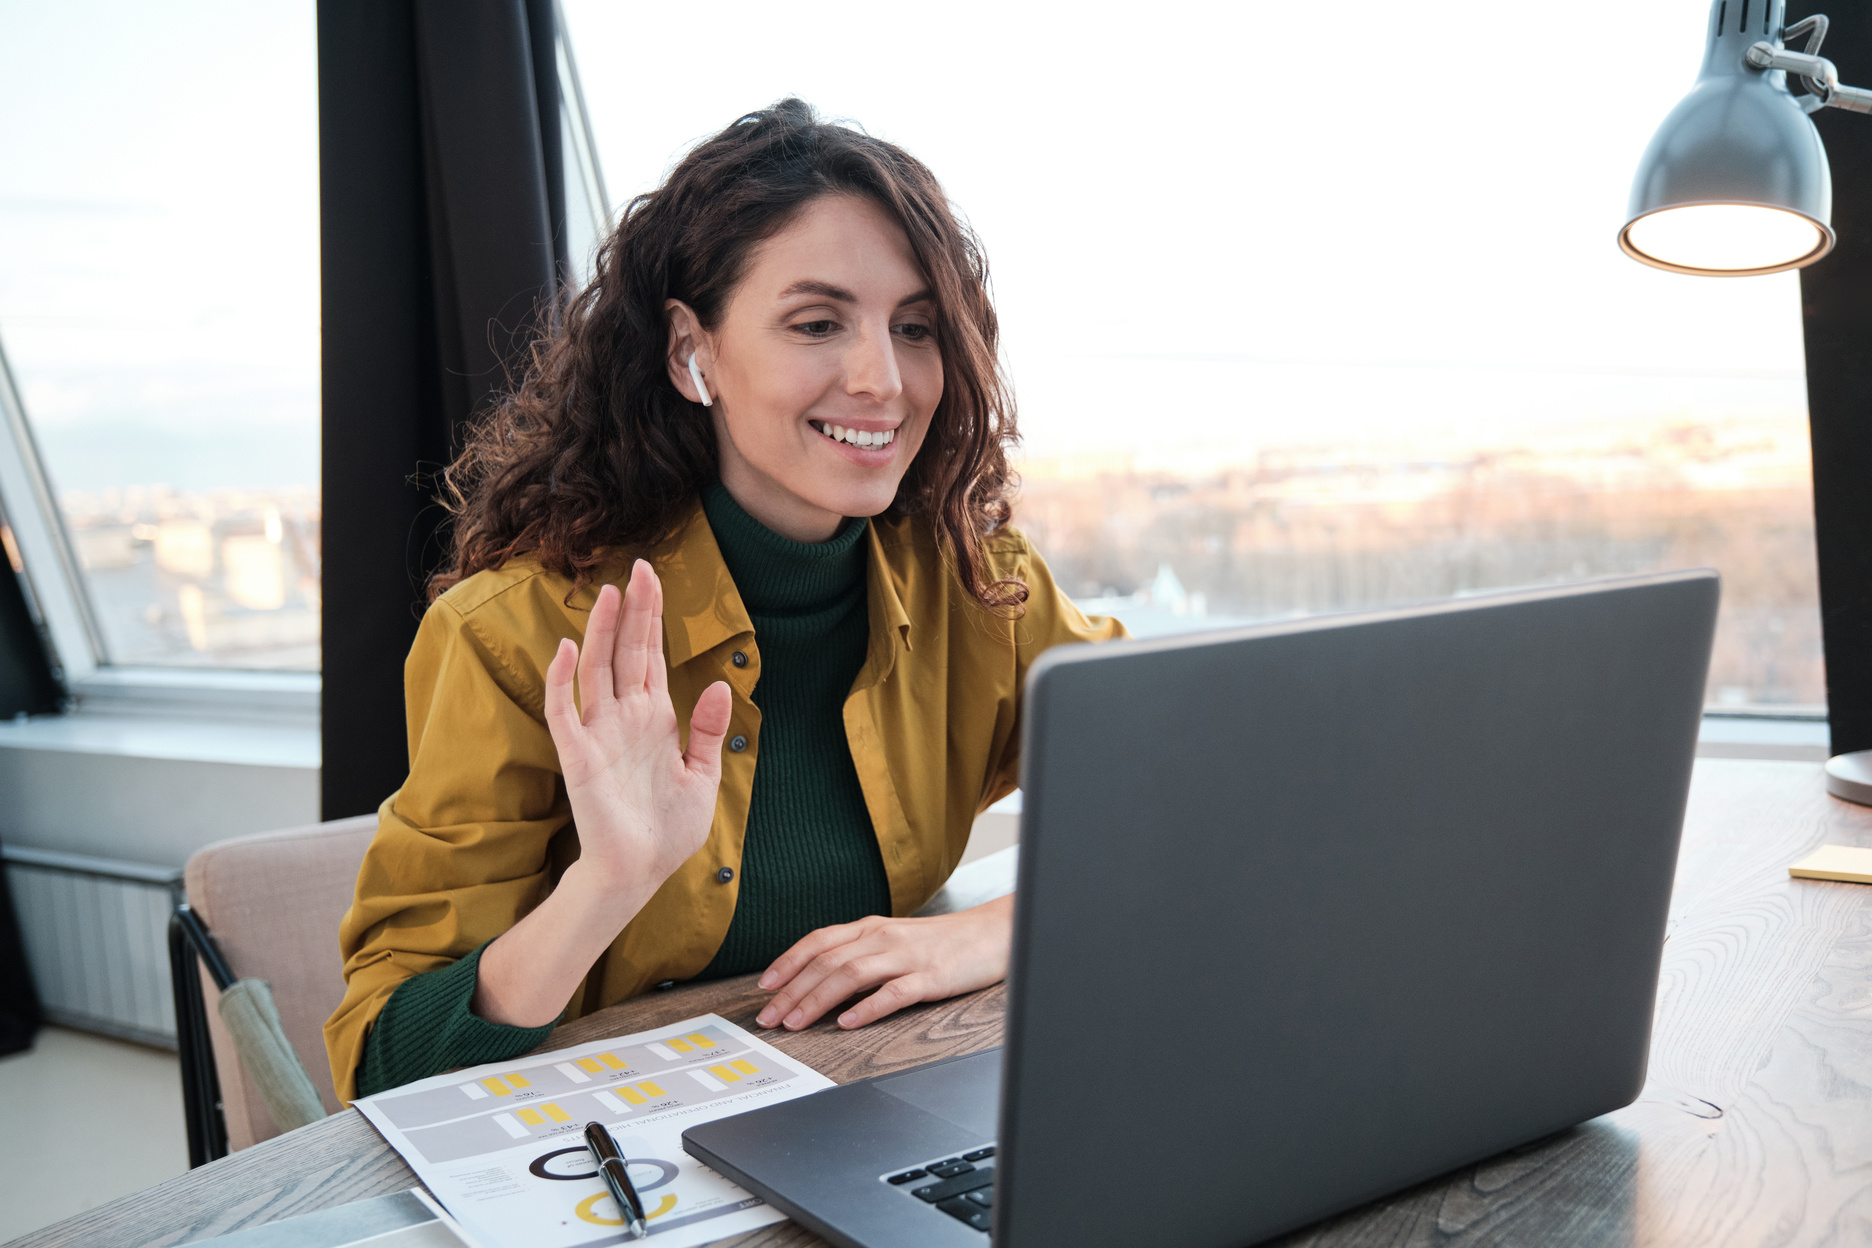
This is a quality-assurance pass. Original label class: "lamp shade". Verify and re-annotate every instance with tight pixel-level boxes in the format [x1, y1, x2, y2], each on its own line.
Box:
[1621, 0, 1834, 275]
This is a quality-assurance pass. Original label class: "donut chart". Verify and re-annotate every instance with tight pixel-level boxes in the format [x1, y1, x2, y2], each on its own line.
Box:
[575, 1191, 679, 1225]
[530, 1146, 680, 1189]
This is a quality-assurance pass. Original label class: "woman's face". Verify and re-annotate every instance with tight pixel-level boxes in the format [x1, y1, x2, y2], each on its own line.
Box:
[667, 194, 943, 543]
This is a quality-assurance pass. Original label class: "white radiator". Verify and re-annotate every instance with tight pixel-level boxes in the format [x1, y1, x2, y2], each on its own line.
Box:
[2, 845, 181, 1048]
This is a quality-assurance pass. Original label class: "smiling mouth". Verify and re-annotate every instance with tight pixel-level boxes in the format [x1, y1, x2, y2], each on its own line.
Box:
[812, 420, 896, 449]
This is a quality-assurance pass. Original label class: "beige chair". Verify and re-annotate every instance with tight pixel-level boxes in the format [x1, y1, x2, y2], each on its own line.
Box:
[182, 815, 376, 1153]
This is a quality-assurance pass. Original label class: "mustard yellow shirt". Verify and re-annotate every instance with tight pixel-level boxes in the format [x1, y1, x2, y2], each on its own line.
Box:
[324, 499, 1123, 1102]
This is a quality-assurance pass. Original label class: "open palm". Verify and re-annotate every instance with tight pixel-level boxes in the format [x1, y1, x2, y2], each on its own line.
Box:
[543, 560, 733, 892]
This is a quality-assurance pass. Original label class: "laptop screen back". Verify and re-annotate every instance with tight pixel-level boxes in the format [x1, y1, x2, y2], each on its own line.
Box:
[997, 571, 1717, 1248]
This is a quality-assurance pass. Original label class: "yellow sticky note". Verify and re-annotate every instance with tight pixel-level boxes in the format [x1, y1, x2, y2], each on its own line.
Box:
[1789, 844, 1872, 883]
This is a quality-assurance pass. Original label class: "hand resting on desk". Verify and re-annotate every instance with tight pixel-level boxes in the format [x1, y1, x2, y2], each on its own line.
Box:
[754, 896, 1014, 1031]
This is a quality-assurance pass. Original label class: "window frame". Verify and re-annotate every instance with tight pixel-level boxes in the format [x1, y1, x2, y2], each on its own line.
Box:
[0, 327, 320, 718]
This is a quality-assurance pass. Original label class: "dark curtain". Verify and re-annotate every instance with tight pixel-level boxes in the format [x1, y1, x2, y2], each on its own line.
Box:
[0, 558, 61, 718]
[1800, 0, 1872, 756]
[0, 845, 44, 1055]
[319, 0, 568, 818]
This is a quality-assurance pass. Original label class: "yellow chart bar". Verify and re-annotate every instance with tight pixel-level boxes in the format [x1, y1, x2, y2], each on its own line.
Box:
[619, 1086, 647, 1106]
[599, 1053, 626, 1070]
[637, 1081, 666, 1098]
[507, 1073, 532, 1089]
[542, 1102, 571, 1123]
[516, 1108, 544, 1126]
[576, 1058, 603, 1074]
[667, 1038, 693, 1053]
[729, 1060, 757, 1075]
[483, 1077, 512, 1096]
[708, 1065, 742, 1083]
[686, 1033, 712, 1048]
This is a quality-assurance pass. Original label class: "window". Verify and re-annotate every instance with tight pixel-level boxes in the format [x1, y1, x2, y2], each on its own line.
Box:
[0, 1, 319, 673]
[562, 0, 1822, 712]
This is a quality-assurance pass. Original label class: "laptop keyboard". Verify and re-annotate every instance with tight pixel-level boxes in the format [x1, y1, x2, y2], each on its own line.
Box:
[883, 1145, 996, 1232]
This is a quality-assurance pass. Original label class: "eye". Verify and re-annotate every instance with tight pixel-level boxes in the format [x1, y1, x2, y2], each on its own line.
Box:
[794, 319, 838, 337]
[893, 323, 934, 342]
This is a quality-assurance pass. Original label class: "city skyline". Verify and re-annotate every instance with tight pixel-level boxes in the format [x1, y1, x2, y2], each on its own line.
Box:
[47, 407, 1822, 709]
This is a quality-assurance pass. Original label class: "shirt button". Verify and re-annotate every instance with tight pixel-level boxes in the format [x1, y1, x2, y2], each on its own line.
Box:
[731, 650, 748, 668]
[717, 866, 735, 884]
[729, 734, 748, 752]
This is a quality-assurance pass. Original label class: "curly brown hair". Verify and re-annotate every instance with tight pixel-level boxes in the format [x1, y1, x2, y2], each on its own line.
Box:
[430, 98, 1024, 613]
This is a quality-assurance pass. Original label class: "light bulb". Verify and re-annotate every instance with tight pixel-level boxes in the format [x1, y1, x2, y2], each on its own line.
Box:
[1622, 203, 1829, 275]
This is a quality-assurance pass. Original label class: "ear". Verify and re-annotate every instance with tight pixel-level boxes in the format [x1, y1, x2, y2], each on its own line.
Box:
[665, 299, 713, 405]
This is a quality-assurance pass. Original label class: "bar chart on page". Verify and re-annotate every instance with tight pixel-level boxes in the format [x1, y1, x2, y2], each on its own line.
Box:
[401, 1058, 798, 1164]
[374, 1024, 746, 1130]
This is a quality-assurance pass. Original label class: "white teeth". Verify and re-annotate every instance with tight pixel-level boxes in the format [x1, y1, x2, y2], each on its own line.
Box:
[815, 421, 895, 448]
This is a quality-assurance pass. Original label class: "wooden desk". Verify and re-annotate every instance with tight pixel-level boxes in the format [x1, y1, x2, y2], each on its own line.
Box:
[15, 758, 1872, 1248]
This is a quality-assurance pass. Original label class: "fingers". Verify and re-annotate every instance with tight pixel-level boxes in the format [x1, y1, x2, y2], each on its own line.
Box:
[543, 637, 581, 743]
[776, 952, 909, 1031]
[756, 921, 884, 1029]
[757, 917, 869, 999]
[683, 681, 733, 782]
[578, 583, 621, 723]
[612, 559, 658, 696]
[646, 568, 670, 702]
[837, 974, 931, 1029]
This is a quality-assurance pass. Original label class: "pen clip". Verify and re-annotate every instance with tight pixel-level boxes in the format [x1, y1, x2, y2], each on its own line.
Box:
[584, 1121, 621, 1165]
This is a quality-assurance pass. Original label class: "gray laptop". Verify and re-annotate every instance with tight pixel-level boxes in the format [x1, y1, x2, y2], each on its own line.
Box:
[684, 570, 1718, 1247]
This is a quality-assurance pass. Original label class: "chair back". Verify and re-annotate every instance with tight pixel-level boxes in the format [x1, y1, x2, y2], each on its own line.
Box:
[184, 815, 376, 1150]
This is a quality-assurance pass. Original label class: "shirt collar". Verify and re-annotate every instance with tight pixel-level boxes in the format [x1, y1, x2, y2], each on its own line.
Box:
[654, 496, 915, 671]
[656, 498, 754, 667]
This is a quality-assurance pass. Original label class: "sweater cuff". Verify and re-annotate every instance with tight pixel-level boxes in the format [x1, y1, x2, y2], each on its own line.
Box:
[354, 941, 557, 1098]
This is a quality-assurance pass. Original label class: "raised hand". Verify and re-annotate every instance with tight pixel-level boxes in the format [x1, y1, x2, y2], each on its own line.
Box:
[472, 560, 731, 1028]
[543, 559, 733, 893]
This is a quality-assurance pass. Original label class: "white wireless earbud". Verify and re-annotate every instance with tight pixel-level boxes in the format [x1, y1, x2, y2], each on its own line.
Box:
[688, 353, 713, 407]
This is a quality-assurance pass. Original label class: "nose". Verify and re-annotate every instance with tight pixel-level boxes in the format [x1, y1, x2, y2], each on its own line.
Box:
[843, 319, 903, 404]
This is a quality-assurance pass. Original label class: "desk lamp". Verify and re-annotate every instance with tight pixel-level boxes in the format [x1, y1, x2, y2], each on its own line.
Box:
[1622, 1, 1872, 804]
[1622, 3, 1870, 275]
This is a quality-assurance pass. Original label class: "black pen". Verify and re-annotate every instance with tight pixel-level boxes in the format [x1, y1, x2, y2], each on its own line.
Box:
[585, 1120, 648, 1239]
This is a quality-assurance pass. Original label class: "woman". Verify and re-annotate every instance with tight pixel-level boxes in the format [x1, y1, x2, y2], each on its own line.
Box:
[324, 98, 1122, 1104]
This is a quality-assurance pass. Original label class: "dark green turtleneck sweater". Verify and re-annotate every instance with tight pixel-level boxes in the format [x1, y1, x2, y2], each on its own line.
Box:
[353, 485, 889, 1097]
[697, 480, 893, 977]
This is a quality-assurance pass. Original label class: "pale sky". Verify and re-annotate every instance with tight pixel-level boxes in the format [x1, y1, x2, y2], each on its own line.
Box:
[562, 0, 1810, 462]
[0, 0, 1811, 491]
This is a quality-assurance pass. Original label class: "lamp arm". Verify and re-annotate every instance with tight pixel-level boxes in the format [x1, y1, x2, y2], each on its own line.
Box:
[1746, 40, 1872, 113]
[1783, 14, 1832, 98]
[1786, 14, 1829, 57]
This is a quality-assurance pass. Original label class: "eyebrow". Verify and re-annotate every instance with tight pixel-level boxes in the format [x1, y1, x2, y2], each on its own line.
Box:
[778, 279, 934, 309]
